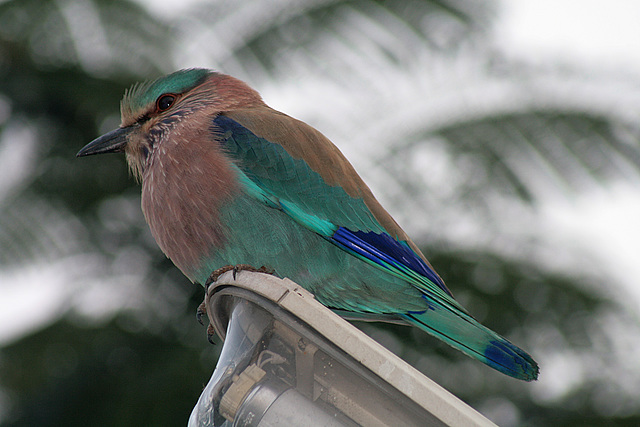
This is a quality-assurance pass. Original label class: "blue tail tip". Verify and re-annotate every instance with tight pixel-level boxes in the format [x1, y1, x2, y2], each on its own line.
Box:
[485, 340, 539, 381]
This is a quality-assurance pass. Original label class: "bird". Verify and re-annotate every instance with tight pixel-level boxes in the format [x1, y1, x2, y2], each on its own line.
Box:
[77, 68, 539, 381]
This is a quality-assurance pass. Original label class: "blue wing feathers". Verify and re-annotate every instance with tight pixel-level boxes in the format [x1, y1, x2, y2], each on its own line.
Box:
[335, 228, 450, 295]
[212, 114, 539, 381]
[215, 114, 452, 299]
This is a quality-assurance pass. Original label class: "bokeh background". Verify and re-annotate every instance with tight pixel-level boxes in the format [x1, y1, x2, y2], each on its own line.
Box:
[1, 0, 640, 425]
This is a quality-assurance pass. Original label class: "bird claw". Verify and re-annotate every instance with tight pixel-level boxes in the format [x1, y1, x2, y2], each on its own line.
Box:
[196, 300, 207, 326]
[204, 265, 236, 287]
[231, 264, 275, 280]
[204, 264, 275, 286]
[196, 295, 216, 345]
[207, 324, 216, 345]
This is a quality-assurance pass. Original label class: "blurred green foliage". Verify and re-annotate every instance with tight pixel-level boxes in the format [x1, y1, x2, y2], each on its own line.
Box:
[1, 0, 640, 426]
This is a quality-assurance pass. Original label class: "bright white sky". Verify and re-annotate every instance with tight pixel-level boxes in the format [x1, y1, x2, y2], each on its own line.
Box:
[495, 0, 640, 71]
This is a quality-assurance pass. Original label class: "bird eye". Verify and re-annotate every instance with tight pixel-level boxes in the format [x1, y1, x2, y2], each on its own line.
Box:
[156, 94, 176, 111]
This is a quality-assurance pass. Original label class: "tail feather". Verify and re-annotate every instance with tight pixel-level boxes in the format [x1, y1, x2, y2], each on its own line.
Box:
[403, 304, 539, 381]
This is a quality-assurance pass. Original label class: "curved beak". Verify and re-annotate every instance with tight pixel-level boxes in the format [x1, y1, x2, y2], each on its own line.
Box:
[76, 126, 132, 157]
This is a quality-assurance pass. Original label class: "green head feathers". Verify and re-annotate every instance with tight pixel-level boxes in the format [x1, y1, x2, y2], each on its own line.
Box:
[121, 68, 212, 118]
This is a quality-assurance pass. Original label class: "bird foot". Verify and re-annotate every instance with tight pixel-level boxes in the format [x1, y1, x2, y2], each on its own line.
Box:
[198, 264, 275, 345]
[196, 298, 216, 345]
[196, 299, 207, 326]
[204, 264, 275, 286]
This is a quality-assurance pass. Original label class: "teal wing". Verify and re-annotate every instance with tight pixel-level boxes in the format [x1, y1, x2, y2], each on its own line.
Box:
[212, 113, 539, 381]
[213, 113, 457, 309]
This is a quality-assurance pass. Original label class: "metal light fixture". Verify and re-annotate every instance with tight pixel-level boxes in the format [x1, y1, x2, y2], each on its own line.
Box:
[189, 271, 495, 427]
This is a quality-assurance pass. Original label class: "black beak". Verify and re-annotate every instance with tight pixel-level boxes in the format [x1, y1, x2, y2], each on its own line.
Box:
[76, 126, 132, 157]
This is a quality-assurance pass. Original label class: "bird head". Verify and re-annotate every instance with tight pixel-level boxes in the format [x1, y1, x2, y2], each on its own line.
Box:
[77, 68, 263, 179]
